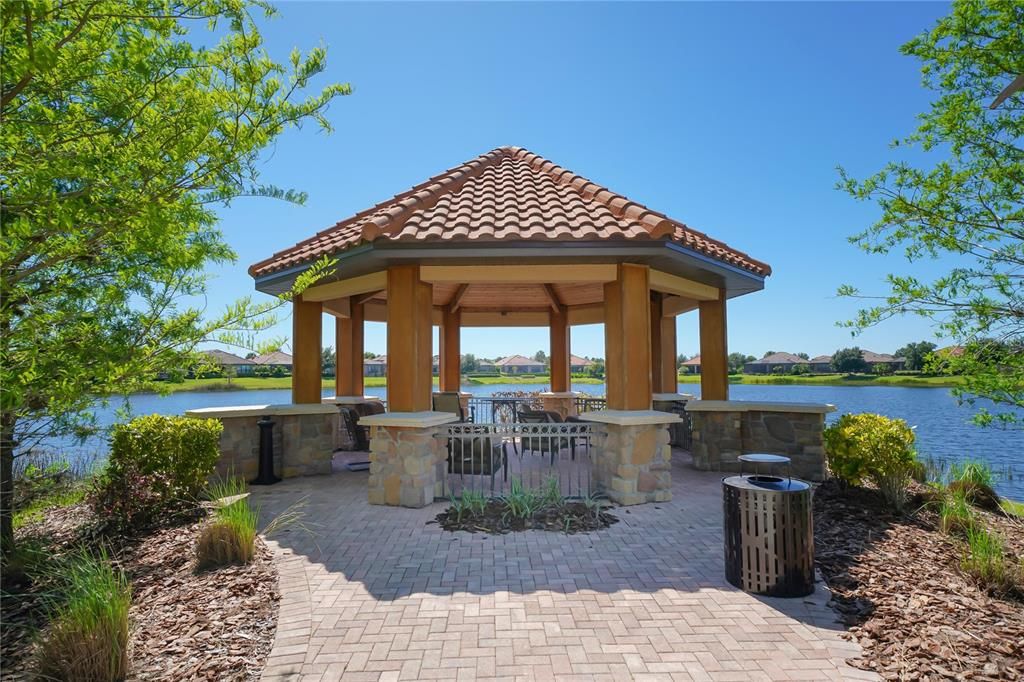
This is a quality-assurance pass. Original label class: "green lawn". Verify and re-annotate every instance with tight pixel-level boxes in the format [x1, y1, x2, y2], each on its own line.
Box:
[675, 373, 963, 388]
[151, 371, 962, 394]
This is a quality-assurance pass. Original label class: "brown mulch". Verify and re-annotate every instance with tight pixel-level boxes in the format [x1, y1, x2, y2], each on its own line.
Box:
[434, 500, 618, 534]
[814, 480, 1024, 680]
[1, 505, 280, 681]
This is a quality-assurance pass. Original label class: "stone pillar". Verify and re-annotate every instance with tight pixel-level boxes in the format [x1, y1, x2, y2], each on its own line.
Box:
[539, 391, 576, 419]
[292, 297, 323, 404]
[360, 412, 458, 507]
[580, 410, 680, 505]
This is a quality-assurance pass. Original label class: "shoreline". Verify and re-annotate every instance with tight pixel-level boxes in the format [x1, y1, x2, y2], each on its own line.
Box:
[138, 373, 965, 395]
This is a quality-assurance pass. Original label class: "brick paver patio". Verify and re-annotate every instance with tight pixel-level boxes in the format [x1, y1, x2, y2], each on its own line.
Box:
[251, 451, 876, 681]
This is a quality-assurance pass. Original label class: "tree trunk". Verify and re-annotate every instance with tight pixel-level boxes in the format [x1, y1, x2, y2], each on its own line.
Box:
[1, 411, 16, 569]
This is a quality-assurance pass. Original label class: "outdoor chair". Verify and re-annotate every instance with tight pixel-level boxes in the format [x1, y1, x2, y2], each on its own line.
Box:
[432, 391, 469, 422]
[516, 407, 579, 464]
[338, 401, 386, 452]
[447, 427, 509, 491]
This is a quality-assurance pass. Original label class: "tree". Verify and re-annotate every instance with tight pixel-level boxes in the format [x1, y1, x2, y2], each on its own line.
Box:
[796, 352, 810, 360]
[838, 1, 1023, 425]
[677, 353, 689, 366]
[533, 350, 548, 365]
[321, 346, 336, 372]
[0, 1, 348, 563]
[727, 352, 755, 374]
[895, 341, 938, 371]
[461, 353, 478, 373]
[585, 358, 606, 379]
[364, 351, 377, 359]
[831, 347, 869, 374]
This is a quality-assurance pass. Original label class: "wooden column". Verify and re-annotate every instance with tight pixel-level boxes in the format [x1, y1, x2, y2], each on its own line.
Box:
[336, 301, 364, 396]
[650, 294, 664, 394]
[549, 307, 570, 393]
[440, 307, 461, 392]
[603, 264, 652, 410]
[386, 265, 433, 412]
[292, 297, 323, 404]
[698, 291, 729, 400]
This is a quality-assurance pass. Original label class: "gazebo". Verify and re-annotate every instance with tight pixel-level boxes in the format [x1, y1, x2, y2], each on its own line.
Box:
[245, 147, 798, 507]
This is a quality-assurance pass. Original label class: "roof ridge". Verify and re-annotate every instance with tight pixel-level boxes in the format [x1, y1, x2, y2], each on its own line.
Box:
[511, 148, 674, 239]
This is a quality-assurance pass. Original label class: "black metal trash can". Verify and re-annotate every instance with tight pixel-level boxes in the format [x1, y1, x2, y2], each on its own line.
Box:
[723, 475, 814, 597]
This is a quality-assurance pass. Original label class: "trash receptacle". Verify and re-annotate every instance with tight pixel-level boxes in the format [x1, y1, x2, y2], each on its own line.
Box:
[723, 474, 814, 597]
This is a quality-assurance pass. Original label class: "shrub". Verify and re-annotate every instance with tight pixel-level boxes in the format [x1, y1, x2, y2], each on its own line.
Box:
[823, 413, 918, 509]
[108, 414, 222, 501]
[37, 550, 131, 682]
[196, 478, 257, 569]
[88, 462, 173, 533]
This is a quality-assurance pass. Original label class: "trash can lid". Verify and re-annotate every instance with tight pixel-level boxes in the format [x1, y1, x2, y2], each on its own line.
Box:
[737, 453, 791, 465]
[723, 475, 810, 492]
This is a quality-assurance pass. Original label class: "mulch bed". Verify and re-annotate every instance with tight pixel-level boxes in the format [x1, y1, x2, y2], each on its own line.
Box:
[434, 500, 618, 534]
[814, 480, 1024, 680]
[1, 504, 279, 681]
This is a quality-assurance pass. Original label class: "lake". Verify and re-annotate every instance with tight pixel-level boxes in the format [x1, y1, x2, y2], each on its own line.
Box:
[47, 382, 1023, 500]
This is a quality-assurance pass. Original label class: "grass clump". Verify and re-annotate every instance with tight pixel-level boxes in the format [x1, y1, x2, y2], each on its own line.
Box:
[501, 479, 542, 522]
[938, 488, 976, 535]
[961, 526, 1021, 596]
[196, 478, 257, 569]
[946, 459, 1002, 512]
[999, 498, 1024, 518]
[448, 489, 487, 523]
[36, 549, 131, 682]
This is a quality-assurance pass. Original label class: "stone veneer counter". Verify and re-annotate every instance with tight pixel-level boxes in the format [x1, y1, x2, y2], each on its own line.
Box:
[685, 400, 836, 481]
[185, 403, 339, 481]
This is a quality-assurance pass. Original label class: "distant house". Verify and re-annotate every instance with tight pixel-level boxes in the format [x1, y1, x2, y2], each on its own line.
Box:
[809, 355, 833, 373]
[570, 355, 595, 373]
[743, 352, 806, 374]
[476, 359, 497, 373]
[364, 355, 386, 377]
[432, 355, 440, 374]
[201, 349, 255, 376]
[680, 355, 701, 374]
[861, 350, 905, 372]
[494, 354, 546, 375]
[252, 350, 293, 371]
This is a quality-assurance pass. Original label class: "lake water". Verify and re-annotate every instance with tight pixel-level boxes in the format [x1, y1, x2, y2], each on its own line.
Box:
[48, 382, 1023, 500]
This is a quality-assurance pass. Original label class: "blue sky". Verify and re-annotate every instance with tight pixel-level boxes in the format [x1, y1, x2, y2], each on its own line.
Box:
[205, 1, 954, 360]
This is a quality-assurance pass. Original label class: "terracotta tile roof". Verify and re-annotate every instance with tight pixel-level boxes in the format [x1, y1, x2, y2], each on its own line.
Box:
[494, 354, 544, 367]
[681, 355, 702, 366]
[252, 350, 292, 365]
[752, 352, 806, 365]
[249, 147, 771, 278]
[202, 349, 254, 366]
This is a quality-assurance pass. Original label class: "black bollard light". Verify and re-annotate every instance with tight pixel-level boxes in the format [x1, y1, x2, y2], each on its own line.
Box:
[251, 415, 281, 485]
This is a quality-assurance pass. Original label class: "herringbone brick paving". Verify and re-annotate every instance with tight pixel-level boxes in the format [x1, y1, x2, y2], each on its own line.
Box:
[251, 452, 876, 681]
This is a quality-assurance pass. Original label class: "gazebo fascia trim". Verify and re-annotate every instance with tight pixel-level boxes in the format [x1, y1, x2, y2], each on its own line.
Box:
[254, 240, 766, 298]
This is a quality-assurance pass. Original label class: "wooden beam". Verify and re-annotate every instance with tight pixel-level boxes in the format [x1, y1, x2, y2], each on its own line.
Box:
[421, 264, 617, 284]
[386, 265, 433, 412]
[292, 297, 322, 404]
[567, 303, 604, 326]
[698, 291, 729, 400]
[649, 269, 719, 301]
[604, 264, 652, 410]
[662, 295, 698, 317]
[659, 309, 678, 393]
[440, 307, 461, 392]
[549, 307, 570, 392]
[322, 297, 351, 318]
[302, 271, 387, 303]
[459, 311, 552, 327]
[541, 284, 562, 312]
[353, 289, 384, 306]
[448, 283, 470, 312]
[336, 301, 364, 397]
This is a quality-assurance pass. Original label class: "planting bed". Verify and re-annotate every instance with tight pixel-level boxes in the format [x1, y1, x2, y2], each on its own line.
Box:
[814, 480, 1024, 680]
[434, 499, 618, 534]
[1, 503, 279, 681]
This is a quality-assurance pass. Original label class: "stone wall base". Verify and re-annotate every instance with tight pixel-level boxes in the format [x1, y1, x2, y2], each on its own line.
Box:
[367, 425, 447, 507]
[593, 422, 673, 505]
[689, 409, 827, 481]
[208, 411, 336, 481]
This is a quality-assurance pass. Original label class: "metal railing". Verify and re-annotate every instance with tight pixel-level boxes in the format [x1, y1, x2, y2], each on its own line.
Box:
[441, 422, 594, 499]
[574, 395, 607, 413]
[464, 395, 542, 424]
